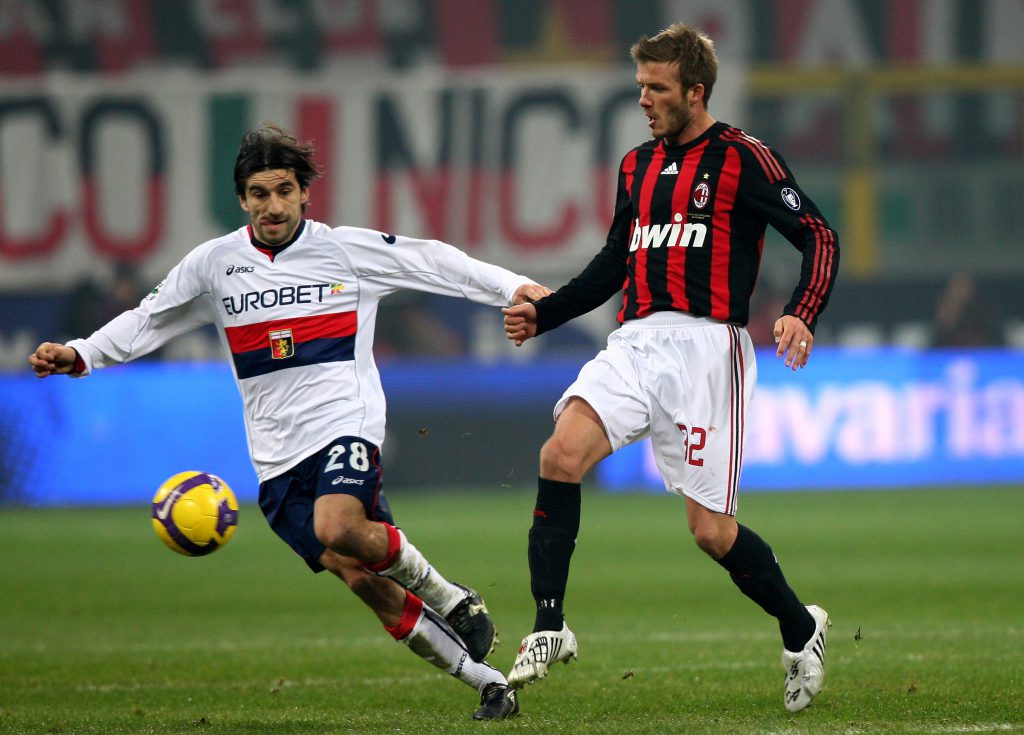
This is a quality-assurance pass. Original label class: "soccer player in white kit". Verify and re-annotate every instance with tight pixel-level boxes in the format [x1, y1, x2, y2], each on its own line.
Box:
[29, 124, 549, 720]
[502, 24, 838, 712]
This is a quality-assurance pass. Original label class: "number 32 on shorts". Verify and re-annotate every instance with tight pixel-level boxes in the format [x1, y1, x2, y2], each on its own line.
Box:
[676, 423, 706, 467]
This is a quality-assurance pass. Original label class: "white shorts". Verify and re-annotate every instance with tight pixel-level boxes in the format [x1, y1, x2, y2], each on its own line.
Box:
[554, 311, 756, 515]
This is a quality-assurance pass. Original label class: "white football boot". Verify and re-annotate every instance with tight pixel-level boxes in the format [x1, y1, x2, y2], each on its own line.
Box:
[781, 605, 831, 712]
[508, 623, 579, 687]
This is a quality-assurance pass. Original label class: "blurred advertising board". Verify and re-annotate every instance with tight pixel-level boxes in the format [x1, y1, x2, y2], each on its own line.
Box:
[2, 349, 1022, 505]
[600, 348, 1024, 491]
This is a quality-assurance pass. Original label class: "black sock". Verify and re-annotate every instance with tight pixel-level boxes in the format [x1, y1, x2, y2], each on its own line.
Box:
[528, 477, 581, 632]
[716, 524, 815, 652]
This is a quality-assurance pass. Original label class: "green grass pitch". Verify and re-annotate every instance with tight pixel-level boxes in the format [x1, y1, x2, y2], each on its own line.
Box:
[1, 485, 1022, 734]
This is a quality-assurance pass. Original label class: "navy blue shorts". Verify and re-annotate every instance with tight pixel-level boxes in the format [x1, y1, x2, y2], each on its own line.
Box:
[259, 436, 395, 573]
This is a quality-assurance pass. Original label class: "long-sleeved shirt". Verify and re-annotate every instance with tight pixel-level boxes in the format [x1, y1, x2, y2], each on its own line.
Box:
[535, 121, 839, 336]
[69, 220, 532, 481]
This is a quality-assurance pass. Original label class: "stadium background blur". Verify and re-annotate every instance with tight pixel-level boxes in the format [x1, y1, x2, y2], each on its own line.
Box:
[1, 0, 1022, 505]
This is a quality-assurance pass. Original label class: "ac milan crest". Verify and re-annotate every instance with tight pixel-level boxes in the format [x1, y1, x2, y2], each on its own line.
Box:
[692, 181, 710, 209]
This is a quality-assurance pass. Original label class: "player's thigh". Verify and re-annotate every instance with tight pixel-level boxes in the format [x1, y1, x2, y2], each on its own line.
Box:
[648, 325, 756, 515]
[313, 493, 372, 547]
[259, 456, 329, 572]
[553, 338, 651, 454]
[312, 436, 396, 547]
[258, 436, 396, 572]
[542, 398, 614, 480]
[312, 436, 395, 524]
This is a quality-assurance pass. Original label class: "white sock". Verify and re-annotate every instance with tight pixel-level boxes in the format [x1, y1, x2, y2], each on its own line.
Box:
[392, 594, 506, 692]
[378, 529, 465, 616]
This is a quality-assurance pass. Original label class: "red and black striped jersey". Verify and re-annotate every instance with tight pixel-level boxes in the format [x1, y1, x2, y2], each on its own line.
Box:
[535, 121, 839, 335]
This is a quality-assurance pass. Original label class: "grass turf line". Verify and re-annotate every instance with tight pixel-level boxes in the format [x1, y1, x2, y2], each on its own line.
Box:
[1, 485, 1022, 734]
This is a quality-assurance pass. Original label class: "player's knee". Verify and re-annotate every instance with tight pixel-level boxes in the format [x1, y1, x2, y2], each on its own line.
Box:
[539, 435, 588, 482]
[315, 521, 364, 558]
[691, 524, 731, 559]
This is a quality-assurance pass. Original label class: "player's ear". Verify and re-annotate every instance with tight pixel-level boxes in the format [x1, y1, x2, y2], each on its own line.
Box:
[689, 83, 705, 106]
[239, 195, 249, 213]
[300, 187, 310, 206]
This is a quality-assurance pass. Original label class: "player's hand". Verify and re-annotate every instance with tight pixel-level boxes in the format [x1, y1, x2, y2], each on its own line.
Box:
[512, 283, 552, 305]
[773, 315, 813, 371]
[29, 342, 77, 377]
[502, 303, 538, 347]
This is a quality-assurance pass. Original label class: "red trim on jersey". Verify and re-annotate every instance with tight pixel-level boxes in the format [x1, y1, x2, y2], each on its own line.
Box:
[224, 311, 357, 354]
[709, 147, 741, 320]
[794, 215, 824, 322]
[247, 220, 307, 261]
[721, 128, 786, 183]
[632, 144, 667, 317]
[795, 215, 837, 324]
[384, 591, 424, 641]
[245, 226, 276, 262]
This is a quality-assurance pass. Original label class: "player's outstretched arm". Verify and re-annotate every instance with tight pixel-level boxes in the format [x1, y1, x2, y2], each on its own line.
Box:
[29, 342, 78, 378]
[502, 304, 538, 347]
[773, 315, 814, 371]
[512, 283, 552, 305]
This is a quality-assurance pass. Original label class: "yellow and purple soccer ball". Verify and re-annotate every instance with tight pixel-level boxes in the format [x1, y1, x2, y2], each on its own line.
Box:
[151, 471, 239, 556]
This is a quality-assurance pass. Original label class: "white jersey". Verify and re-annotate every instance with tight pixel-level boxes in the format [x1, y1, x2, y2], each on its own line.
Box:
[68, 220, 533, 481]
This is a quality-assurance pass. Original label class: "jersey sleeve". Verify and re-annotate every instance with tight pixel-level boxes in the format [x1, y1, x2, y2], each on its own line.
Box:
[347, 229, 535, 306]
[738, 145, 840, 333]
[533, 161, 632, 336]
[67, 249, 215, 375]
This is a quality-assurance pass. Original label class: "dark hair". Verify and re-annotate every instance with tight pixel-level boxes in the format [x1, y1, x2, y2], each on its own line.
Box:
[233, 123, 322, 197]
[630, 23, 718, 105]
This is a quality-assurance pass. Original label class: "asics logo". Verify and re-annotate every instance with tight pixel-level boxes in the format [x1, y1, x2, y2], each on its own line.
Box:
[226, 264, 256, 275]
[154, 488, 183, 520]
[331, 476, 365, 486]
[381, 233, 397, 244]
[629, 216, 707, 252]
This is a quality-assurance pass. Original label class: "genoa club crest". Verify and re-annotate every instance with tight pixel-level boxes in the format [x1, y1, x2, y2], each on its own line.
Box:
[269, 328, 294, 359]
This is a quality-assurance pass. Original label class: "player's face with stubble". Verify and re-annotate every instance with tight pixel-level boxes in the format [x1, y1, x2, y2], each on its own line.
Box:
[239, 169, 309, 246]
[636, 61, 693, 145]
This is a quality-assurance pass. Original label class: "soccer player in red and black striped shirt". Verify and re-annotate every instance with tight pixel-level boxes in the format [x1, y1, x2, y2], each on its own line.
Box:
[504, 23, 838, 712]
